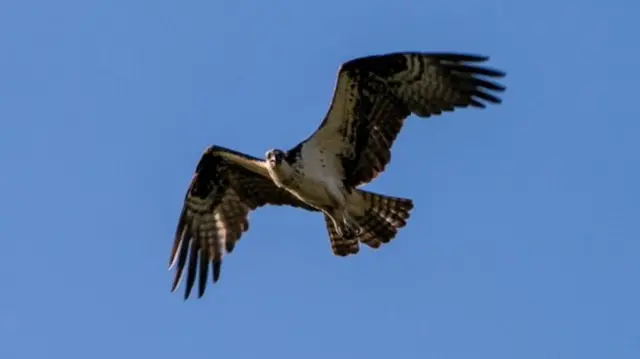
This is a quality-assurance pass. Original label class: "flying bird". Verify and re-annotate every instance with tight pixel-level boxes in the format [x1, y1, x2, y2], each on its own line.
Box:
[169, 52, 507, 299]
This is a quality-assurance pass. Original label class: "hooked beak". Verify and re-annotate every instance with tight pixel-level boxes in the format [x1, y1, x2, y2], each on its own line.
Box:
[266, 152, 277, 166]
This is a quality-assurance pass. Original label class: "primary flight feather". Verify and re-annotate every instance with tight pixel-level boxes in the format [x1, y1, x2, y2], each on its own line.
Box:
[169, 51, 507, 299]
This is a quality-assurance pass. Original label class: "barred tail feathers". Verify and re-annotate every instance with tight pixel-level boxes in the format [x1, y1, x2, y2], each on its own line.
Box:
[354, 190, 414, 249]
[323, 190, 414, 256]
[323, 214, 360, 256]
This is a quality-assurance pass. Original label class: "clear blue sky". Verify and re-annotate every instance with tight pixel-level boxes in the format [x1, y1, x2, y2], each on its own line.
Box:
[1, 1, 638, 358]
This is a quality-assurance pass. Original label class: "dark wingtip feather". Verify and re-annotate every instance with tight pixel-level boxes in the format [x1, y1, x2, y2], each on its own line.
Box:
[428, 52, 490, 63]
[198, 245, 210, 298]
[170, 230, 190, 293]
[450, 64, 506, 79]
[470, 77, 506, 92]
[468, 99, 486, 108]
[169, 208, 188, 269]
[183, 238, 200, 300]
[429, 53, 507, 80]
[169, 172, 201, 270]
[434, 53, 507, 108]
[170, 273, 182, 294]
[473, 89, 503, 104]
[212, 261, 222, 283]
[225, 239, 236, 253]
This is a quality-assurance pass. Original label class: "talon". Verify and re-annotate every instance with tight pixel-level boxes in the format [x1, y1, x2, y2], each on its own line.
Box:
[329, 210, 361, 238]
[342, 226, 355, 238]
[341, 217, 361, 238]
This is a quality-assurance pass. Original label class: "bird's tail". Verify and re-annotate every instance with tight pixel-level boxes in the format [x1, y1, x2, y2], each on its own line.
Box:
[323, 190, 414, 256]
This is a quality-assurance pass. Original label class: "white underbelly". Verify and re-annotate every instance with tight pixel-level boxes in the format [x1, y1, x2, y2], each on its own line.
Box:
[287, 174, 344, 210]
[284, 145, 349, 210]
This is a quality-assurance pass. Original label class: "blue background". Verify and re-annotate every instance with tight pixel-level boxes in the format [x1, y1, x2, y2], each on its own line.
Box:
[2, 1, 638, 358]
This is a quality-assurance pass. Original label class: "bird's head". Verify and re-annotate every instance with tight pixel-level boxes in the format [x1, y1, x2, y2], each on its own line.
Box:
[265, 149, 285, 168]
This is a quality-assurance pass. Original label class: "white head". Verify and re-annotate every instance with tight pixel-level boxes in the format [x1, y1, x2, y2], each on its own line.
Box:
[265, 149, 285, 169]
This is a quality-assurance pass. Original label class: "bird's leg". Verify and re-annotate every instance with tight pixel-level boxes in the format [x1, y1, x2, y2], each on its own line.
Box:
[342, 218, 361, 238]
[332, 210, 362, 239]
[323, 185, 362, 238]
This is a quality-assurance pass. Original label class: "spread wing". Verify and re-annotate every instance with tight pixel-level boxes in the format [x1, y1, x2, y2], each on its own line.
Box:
[169, 145, 317, 299]
[305, 52, 507, 188]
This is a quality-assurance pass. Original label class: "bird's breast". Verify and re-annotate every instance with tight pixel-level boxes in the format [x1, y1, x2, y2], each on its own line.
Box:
[287, 164, 345, 209]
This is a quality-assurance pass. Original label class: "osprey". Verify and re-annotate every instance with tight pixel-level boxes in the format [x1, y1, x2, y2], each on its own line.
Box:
[169, 52, 507, 298]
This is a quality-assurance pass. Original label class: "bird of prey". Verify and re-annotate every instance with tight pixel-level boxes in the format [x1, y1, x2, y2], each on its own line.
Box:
[169, 51, 507, 299]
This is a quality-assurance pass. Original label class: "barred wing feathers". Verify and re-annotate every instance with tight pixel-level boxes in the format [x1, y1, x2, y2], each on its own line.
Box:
[307, 52, 507, 188]
[169, 146, 316, 299]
